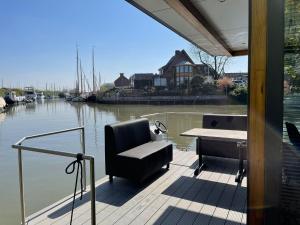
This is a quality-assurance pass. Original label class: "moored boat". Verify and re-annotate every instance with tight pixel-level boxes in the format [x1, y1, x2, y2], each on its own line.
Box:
[65, 95, 73, 101]
[24, 87, 37, 101]
[4, 91, 26, 104]
[36, 92, 45, 100]
[71, 96, 87, 102]
[87, 93, 97, 102]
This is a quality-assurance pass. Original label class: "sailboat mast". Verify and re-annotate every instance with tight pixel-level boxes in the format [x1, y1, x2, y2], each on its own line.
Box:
[80, 60, 83, 94]
[98, 72, 101, 91]
[92, 48, 95, 94]
[76, 47, 80, 95]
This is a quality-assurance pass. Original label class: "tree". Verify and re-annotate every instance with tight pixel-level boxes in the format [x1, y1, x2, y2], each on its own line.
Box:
[191, 45, 231, 80]
[284, 0, 300, 92]
[190, 75, 205, 89]
[217, 77, 233, 96]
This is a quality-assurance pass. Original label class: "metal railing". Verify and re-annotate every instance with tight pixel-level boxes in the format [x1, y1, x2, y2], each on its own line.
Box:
[12, 127, 96, 225]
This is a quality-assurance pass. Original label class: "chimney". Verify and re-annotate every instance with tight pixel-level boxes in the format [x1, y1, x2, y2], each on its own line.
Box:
[175, 50, 181, 55]
[120, 73, 124, 77]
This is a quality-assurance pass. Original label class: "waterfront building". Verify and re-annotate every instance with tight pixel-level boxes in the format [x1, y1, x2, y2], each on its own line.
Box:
[114, 73, 130, 88]
[158, 49, 216, 89]
[130, 73, 154, 89]
[153, 74, 167, 88]
[225, 72, 248, 82]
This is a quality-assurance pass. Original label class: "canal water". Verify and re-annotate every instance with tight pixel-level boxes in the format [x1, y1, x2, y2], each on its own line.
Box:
[0, 100, 246, 225]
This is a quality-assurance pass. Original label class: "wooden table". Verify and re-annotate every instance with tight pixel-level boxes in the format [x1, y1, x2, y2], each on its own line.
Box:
[181, 128, 247, 182]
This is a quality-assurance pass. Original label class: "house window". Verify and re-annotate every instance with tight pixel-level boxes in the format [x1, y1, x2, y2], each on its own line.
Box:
[180, 66, 185, 73]
[184, 66, 188, 73]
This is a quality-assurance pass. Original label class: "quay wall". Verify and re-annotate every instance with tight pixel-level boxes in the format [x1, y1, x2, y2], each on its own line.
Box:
[97, 95, 240, 105]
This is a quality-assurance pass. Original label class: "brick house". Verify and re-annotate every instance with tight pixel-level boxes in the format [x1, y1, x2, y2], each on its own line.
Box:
[114, 73, 130, 88]
[158, 50, 215, 89]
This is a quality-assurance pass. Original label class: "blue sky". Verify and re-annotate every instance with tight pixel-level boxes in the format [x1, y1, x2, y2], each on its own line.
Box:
[0, 0, 247, 89]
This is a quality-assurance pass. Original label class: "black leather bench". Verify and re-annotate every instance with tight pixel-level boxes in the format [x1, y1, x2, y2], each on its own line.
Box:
[105, 118, 173, 183]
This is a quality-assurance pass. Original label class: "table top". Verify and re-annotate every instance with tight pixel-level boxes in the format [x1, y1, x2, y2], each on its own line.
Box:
[180, 128, 247, 142]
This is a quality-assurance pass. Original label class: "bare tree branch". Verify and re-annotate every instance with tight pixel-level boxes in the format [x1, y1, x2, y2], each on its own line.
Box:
[191, 45, 231, 80]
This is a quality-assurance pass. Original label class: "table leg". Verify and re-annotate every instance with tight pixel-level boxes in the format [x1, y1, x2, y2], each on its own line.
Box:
[195, 137, 205, 176]
[235, 141, 246, 183]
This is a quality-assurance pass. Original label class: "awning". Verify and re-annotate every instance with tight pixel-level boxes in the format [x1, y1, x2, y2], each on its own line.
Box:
[126, 0, 248, 57]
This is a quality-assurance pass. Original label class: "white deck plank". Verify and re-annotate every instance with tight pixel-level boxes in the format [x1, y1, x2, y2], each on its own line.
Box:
[25, 150, 247, 225]
[50, 150, 189, 225]
[225, 176, 247, 225]
[208, 166, 239, 225]
[97, 152, 197, 225]
[99, 154, 197, 225]
[188, 161, 235, 225]
[147, 159, 231, 225]
[145, 161, 218, 225]
[33, 150, 187, 225]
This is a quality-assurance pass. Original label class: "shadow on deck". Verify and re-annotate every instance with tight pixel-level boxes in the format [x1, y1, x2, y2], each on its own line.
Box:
[26, 150, 247, 225]
[47, 169, 170, 219]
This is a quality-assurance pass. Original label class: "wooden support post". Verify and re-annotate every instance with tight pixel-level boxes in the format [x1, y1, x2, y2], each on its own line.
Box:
[248, 0, 284, 224]
[248, 2, 267, 223]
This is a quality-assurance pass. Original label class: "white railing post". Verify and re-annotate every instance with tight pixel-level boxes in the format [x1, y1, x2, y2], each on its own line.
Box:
[18, 148, 26, 225]
[89, 157, 96, 225]
[81, 127, 87, 191]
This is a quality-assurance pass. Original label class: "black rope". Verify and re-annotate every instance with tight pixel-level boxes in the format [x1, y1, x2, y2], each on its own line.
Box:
[65, 153, 84, 225]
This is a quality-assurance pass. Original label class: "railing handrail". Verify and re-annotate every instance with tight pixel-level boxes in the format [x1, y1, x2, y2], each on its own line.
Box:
[13, 127, 96, 225]
[14, 126, 84, 145]
[12, 144, 94, 160]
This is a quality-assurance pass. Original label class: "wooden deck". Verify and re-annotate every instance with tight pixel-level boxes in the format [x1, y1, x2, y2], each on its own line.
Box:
[26, 150, 247, 225]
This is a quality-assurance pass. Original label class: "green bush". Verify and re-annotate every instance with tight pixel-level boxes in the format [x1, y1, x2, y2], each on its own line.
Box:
[190, 76, 218, 95]
[229, 85, 248, 104]
[0, 89, 5, 97]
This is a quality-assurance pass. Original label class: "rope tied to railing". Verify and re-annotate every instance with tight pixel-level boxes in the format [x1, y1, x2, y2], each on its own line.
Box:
[65, 153, 84, 225]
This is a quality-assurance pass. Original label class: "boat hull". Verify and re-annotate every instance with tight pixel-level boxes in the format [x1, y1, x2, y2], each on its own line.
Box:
[4, 96, 15, 105]
[87, 94, 97, 102]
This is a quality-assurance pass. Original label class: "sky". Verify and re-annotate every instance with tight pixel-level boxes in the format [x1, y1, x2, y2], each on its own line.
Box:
[0, 0, 248, 90]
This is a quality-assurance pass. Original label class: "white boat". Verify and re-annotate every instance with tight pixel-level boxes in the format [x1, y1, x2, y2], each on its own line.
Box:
[65, 95, 73, 101]
[4, 91, 26, 104]
[36, 92, 45, 100]
[24, 87, 37, 101]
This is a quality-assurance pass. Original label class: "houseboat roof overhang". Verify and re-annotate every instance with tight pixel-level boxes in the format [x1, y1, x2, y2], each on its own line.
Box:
[126, 0, 248, 57]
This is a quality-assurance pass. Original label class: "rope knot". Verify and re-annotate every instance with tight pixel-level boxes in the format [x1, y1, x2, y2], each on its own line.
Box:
[65, 153, 84, 225]
[76, 153, 84, 162]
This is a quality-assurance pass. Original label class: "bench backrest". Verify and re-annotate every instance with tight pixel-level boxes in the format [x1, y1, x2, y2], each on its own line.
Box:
[202, 114, 247, 131]
[105, 118, 151, 156]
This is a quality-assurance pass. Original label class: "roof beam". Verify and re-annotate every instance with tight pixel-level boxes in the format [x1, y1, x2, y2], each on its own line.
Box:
[232, 50, 248, 56]
[165, 0, 232, 56]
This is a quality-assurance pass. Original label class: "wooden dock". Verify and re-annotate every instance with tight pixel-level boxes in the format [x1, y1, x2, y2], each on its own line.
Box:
[26, 150, 247, 225]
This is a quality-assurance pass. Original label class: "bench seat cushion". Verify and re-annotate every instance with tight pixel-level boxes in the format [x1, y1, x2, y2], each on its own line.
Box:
[118, 141, 172, 159]
[114, 141, 173, 182]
